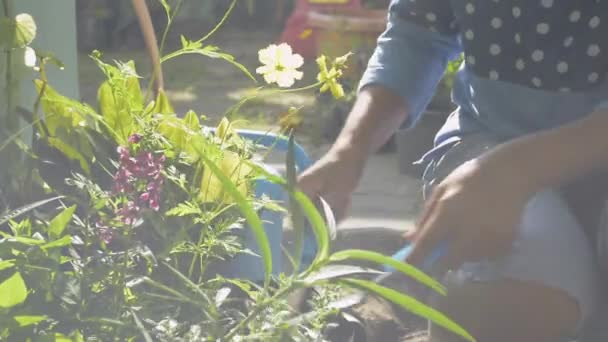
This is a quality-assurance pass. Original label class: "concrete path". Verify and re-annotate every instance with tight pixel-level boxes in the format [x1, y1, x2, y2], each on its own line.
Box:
[341, 151, 422, 232]
[267, 144, 423, 234]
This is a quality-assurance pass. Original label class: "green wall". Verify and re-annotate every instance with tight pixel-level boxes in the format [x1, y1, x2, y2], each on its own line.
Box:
[15, 0, 80, 109]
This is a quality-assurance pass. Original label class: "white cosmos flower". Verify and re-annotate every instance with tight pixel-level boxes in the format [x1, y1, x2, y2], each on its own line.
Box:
[256, 43, 304, 88]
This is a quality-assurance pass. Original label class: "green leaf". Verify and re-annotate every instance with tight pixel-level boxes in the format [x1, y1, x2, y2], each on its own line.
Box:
[216, 117, 231, 141]
[183, 110, 200, 131]
[9, 219, 31, 236]
[97, 81, 134, 143]
[287, 133, 306, 271]
[0, 196, 64, 226]
[14, 14, 36, 47]
[0, 259, 15, 271]
[198, 152, 272, 283]
[329, 249, 446, 296]
[291, 191, 330, 263]
[199, 150, 253, 204]
[158, 0, 171, 20]
[42, 235, 72, 250]
[126, 74, 144, 113]
[341, 278, 475, 342]
[70, 330, 85, 342]
[302, 264, 383, 284]
[35, 80, 90, 136]
[166, 202, 201, 217]
[0, 272, 28, 308]
[0, 13, 37, 48]
[7, 236, 45, 245]
[48, 205, 76, 238]
[54, 334, 73, 342]
[152, 88, 175, 114]
[47, 137, 90, 174]
[13, 315, 47, 327]
[157, 115, 195, 152]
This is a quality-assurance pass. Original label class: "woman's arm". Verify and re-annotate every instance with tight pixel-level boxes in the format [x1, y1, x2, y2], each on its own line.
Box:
[482, 108, 608, 197]
[406, 107, 608, 266]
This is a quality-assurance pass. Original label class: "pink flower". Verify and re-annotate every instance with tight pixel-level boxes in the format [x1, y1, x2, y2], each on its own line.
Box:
[112, 146, 166, 222]
[128, 133, 143, 144]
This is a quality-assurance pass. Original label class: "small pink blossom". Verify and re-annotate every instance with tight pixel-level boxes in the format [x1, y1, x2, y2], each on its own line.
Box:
[128, 133, 143, 144]
[112, 144, 166, 224]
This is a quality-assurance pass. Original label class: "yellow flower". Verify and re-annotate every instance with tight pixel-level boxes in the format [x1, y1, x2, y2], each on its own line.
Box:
[256, 43, 304, 88]
[316, 55, 346, 99]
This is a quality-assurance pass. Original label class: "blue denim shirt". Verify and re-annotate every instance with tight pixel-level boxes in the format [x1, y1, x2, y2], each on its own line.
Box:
[359, 0, 608, 162]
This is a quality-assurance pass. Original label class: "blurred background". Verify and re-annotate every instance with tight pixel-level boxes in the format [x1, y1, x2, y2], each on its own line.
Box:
[74, 0, 456, 178]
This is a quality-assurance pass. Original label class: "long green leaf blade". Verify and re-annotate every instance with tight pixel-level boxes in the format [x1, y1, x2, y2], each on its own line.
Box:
[198, 153, 272, 283]
[302, 264, 383, 283]
[341, 278, 475, 342]
[329, 249, 446, 296]
[291, 191, 330, 263]
[131, 310, 154, 342]
[0, 259, 15, 271]
[0, 196, 64, 227]
[287, 133, 305, 272]
[161, 261, 212, 305]
[13, 315, 47, 327]
[41, 235, 73, 250]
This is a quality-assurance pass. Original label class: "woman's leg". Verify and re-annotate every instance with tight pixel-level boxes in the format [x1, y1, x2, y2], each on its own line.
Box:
[419, 135, 601, 342]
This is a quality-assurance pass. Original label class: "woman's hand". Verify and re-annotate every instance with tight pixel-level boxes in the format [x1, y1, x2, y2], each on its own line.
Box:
[298, 147, 366, 222]
[405, 156, 531, 269]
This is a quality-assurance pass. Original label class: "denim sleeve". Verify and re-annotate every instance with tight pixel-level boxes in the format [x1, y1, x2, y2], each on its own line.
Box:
[358, 0, 463, 128]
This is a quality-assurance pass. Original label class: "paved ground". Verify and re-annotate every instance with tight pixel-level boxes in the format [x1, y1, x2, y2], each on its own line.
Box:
[267, 144, 424, 235]
[341, 151, 422, 233]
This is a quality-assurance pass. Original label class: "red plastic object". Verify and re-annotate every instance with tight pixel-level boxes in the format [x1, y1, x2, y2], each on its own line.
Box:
[278, 0, 362, 59]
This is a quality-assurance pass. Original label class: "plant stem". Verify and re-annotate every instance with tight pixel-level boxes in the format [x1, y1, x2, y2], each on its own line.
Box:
[225, 82, 323, 119]
[3, 0, 12, 121]
[158, 0, 183, 58]
[224, 283, 299, 340]
[198, 0, 238, 44]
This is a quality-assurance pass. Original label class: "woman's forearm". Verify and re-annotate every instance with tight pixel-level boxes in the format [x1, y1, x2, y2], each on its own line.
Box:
[481, 108, 608, 197]
[332, 85, 409, 160]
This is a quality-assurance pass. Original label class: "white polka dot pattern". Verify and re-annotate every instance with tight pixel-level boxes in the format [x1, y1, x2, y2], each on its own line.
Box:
[392, 0, 608, 91]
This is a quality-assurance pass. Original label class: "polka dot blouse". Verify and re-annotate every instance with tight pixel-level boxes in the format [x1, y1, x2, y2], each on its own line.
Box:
[393, 0, 608, 92]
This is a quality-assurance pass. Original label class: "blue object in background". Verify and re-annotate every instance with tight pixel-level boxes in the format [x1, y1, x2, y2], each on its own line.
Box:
[214, 129, 318, 282]
[385, 239, 449, 274]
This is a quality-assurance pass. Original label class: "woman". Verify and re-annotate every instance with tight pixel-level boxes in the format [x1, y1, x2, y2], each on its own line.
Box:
[299, 1, 608, 340]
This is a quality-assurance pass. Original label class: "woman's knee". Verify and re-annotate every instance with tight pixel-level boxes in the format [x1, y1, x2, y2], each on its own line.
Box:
[429, 278, 580, 342]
